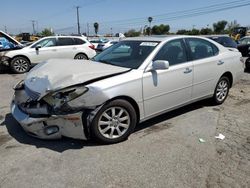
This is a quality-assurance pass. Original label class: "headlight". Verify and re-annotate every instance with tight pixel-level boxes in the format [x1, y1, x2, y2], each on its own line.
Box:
[43, 86, 88, 109]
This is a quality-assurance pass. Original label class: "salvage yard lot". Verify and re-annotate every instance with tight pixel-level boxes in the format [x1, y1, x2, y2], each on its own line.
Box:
[0, 71, 249, 188]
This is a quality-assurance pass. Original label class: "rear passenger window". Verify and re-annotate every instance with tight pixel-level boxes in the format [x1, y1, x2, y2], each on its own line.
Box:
[57, 38, 74, 46]
[186, 38, 219, 60]
[153, 39, 187, 66]
[74, 38, 86, 45]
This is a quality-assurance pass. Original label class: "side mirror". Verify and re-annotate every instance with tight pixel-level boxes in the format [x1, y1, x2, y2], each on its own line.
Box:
[152, 60, 169, 70]
[35, 45, 41, 51]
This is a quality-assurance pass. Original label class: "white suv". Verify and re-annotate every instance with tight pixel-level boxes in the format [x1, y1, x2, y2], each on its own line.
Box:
[1, 36, 96, 73]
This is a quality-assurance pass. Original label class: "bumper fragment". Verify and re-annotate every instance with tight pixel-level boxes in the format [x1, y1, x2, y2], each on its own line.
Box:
[11, 101, 87, 140]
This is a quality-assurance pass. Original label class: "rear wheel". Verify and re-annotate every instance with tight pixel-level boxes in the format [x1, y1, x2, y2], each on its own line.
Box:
[90, 99, 137, 144]
[74, 53, 88, 60]
[10, 56, 30, 73]
[213, 76, 230, 105]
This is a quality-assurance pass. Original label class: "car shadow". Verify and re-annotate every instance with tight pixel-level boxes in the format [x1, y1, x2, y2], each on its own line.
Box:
[1, 99, 216, 153]
[134, 99, 215, 133]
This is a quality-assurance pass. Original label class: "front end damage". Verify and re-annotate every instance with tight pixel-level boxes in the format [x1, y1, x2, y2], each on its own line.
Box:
[11, 81, 96, 140]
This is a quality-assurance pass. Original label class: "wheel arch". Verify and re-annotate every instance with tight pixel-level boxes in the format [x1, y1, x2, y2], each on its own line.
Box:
[221, 71, 233, 88]
[74, 53, 89, 60]
[11, 55, 31, 65]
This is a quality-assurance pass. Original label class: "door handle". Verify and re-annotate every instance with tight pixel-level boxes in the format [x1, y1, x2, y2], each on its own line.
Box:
[183, 68, 192, 74]
[217, 60, 224, 65]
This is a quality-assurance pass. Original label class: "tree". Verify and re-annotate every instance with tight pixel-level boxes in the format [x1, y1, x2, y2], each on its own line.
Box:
[151, 24, 170, 35]
[200, 28, 213, 35]
[40, 28, 54, 37]
[94, 22, 99, 36]
[124, 29, 141, 37]
[176, 29, 189, 35]
[188, 29, 200, 35]
[213, 20, 228, 34]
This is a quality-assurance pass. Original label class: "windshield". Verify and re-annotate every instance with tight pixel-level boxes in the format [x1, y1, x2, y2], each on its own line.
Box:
[93, 40, 159, 69]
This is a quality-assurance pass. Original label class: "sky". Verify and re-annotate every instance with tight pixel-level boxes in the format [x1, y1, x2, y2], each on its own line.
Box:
[1, 0, 250, 35]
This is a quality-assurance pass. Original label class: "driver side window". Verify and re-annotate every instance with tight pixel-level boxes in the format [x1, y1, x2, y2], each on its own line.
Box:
[153, 39, 187, 66]
[32, 38, 56, 48]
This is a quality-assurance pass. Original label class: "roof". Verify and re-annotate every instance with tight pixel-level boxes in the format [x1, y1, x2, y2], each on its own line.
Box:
[123, 35, 180, 42]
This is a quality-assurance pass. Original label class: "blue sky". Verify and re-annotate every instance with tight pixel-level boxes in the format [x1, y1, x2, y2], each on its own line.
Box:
[1, 0, 250, 35]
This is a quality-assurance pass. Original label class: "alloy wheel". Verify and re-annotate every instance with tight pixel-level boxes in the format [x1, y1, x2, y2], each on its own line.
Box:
[216, 80, 229, 102]
[13, 58, 29, 73]
[97, 107, 130, 139]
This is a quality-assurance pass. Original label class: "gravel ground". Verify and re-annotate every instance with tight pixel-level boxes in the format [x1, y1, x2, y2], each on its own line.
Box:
[0, 71, 249, 188]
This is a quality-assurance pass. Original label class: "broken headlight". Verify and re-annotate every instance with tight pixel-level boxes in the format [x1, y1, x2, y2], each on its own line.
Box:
[43, 86, 88, 110]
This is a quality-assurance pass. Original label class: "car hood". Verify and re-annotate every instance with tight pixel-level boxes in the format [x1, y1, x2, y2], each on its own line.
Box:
[24, 59, 130, 98]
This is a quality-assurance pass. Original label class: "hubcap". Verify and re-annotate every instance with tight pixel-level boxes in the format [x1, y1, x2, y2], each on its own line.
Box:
[216, 80, 228, 102]
[98, 107, 130, 139]
[13, 58, 28, 72]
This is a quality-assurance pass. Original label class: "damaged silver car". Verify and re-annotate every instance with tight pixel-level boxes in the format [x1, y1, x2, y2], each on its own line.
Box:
[11, 36, 243, 143]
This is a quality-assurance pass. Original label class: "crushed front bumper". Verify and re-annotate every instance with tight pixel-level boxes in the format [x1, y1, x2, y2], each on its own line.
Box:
[11, 100, 87, 140]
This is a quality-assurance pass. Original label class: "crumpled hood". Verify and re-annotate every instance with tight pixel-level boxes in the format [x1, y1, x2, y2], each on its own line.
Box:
[24, 59, 130, 98]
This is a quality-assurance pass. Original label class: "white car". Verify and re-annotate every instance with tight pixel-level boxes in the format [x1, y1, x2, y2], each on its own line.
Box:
[11, 36, 243, 144]
[96, 40, 119, 51]
[1, 36, 96, 73]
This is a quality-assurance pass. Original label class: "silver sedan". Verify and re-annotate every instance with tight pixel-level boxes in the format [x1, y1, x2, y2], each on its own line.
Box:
[11, 36, 243, 144]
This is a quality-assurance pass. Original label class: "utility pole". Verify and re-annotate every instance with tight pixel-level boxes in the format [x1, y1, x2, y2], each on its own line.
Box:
[4, 26, 7, 33]
[76, 6, 81, 35]
[110, 27, 113, 37]
[31, 20, 36, 34]
[87, 23, 89, 37]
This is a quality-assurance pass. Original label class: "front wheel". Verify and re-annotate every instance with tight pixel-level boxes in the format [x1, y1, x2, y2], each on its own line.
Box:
[245, 58, 250, 71]
[213, 76, 230, 105]
[10, 56, 30, 73]
[90, 99, 137, 144]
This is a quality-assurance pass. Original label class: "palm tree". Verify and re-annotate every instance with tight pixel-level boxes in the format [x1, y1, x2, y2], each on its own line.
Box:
[94, 22, 99, 36]
[148, 17, 153, 35]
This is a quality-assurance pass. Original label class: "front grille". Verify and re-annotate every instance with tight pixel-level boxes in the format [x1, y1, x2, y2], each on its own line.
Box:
[25, 85, 41, 101]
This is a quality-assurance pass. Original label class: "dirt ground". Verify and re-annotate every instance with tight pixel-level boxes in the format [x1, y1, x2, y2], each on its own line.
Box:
[0, 70, 249, 188]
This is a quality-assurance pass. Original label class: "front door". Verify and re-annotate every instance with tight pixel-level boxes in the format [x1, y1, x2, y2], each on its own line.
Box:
[143, 39, 193, 118]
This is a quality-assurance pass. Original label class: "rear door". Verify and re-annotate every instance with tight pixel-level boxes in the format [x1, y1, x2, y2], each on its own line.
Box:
[56, 37, 76, 59]
[185, 38, 225, 100]
[143, 39, 193, 117]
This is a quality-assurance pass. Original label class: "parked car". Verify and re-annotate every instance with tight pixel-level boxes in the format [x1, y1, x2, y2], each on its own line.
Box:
[207, 35, 250, 70]
[96, 40, 119, 51]
[11, 36, 243, 144]
[1, 36, 96, 73]
[237, 36, 250, 70]
[90, 38, 109, 49]
[206, 35, 238, 50]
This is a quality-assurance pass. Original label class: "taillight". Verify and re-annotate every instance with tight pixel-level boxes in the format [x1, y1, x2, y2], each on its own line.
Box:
[89, 44, 95, 50]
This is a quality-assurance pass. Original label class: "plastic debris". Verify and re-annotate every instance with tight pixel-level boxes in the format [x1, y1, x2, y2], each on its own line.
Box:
[199, 138, 206, 143]
[215, 133, 225, 140]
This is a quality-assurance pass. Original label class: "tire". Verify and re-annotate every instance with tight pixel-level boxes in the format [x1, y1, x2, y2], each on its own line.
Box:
[245, 58, 250, 70]
[74, 53, 88, 60]
[10, 56, 30, 73]
[90, 99, 137, 144]
[213, 76, 230, 105]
